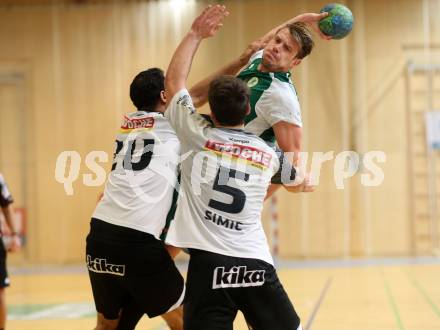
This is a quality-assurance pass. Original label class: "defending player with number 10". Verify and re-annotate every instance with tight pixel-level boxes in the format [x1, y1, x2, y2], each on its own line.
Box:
[85, 68, 185, 330]
[164, 5, 304, 330]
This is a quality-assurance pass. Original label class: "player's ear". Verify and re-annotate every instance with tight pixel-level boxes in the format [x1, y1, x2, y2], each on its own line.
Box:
[245, 103, 251, 116]
[210, 111, 219, 126]
[291, 58, 301, 68]
[160, 90, 167, 104]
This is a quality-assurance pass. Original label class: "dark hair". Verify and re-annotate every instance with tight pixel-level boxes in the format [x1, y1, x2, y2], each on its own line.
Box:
[129, 68, 164, 111]
[208, 75, 250, 126]
[286, 22, 314, 59]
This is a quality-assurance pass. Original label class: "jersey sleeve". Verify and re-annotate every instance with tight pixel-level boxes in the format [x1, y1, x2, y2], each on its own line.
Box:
[247, 50, 264, 65]
[164, 89, 211, 149]
[238, 50, 264, 76]
[0, 174, 14, 207]
[271, 149, 296, 184]
[256, 80, 303, 128]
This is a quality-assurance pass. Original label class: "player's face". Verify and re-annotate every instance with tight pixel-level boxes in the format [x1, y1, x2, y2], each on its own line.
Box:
[262, 28, 300, 72]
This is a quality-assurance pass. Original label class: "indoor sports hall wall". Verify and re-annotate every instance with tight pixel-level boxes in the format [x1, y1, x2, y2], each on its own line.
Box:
[0, 0, 439, 263]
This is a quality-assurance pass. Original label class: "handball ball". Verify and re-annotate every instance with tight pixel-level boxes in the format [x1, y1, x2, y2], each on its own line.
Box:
[319, 3, 354, 39]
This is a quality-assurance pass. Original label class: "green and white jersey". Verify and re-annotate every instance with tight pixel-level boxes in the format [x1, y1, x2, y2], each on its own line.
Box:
[237, 50, 302, 144]
[164, 89, 281, 265]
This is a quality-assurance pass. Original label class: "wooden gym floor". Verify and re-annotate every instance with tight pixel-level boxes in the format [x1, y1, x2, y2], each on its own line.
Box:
[6, 257, 440, 330]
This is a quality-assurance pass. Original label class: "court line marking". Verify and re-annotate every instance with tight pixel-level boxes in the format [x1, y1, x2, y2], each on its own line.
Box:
[9, 302, 95, 320]
[304, 276, 332, 330]
[405, 269, 440, 319]
[381, 268, 405, 330]
[276, 256, 440, 270]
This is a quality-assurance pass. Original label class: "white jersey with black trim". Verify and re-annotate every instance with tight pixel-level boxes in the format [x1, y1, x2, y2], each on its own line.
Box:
[164, 89, 280, 265]
[92, 111, 180, 239]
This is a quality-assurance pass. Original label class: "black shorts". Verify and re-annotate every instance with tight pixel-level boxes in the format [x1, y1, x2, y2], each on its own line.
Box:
[0, 240, 9, 288]
[184, 249, 300, 330]
[86, 218, 184, 320]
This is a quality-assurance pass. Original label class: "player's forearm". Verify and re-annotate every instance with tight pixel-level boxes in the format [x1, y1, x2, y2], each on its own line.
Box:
[261, 13, 315, 43]
[189, 58, 245, 108]
[273, 123, 302, 167]
[165, 31, 202, 101]
[1, 206, 17, 235]
[265, 184, 280, 200]
[260, 14, 304, 44]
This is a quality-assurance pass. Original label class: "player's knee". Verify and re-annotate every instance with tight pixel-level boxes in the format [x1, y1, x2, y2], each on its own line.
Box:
[95, 322, 118, 330]
[167, 324, 183, 330]
[164, 315, 183, 330]
[95, 313, 119, 330]
[0, 288, 6, 305]
[162, 307, 183, 330]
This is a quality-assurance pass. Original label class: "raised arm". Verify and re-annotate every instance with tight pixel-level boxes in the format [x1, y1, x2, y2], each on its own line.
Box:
[165, 5, 229, 104]
[189, 39, 264, 107]
[260, 12, 331, 44]
[188, 11, 330, 108]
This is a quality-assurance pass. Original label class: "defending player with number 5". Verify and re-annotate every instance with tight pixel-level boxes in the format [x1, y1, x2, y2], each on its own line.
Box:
[164, 5, 306, 330]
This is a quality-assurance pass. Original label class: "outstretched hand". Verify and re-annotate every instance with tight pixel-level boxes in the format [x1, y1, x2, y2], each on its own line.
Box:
[297, 12, 332, 41]
[190, 5, 229, 40]
[286, 171, 316, 193]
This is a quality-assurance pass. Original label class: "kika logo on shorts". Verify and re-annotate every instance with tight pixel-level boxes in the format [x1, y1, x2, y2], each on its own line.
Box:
[86, 255, 125, 276]
[212, 266, 265, 289]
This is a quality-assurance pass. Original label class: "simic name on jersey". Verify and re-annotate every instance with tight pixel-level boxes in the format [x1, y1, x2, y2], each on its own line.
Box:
[205, 210, 243, 231]
[204, 140, 272, 169]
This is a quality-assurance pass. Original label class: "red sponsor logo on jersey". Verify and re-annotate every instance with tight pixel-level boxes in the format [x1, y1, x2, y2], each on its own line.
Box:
[204, 140, 272, 168]
[121, 116, 155, 130]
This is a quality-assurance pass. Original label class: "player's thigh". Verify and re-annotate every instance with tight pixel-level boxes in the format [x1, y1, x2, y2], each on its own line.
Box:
[116, 299, 145, 330]
[125, 241, 185, 318]
[86, 227, 130, 320]
[238, 263, 301, 330]
[0, 241, 9, 289]
[86, 244, 129, 320]
[184, 302, 236, 330]
[184, 250, 238, 330]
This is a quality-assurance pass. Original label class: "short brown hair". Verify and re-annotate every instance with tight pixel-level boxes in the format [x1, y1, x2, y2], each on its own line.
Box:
[286, 22, 314, 59]
[208, 75, 250, 126]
